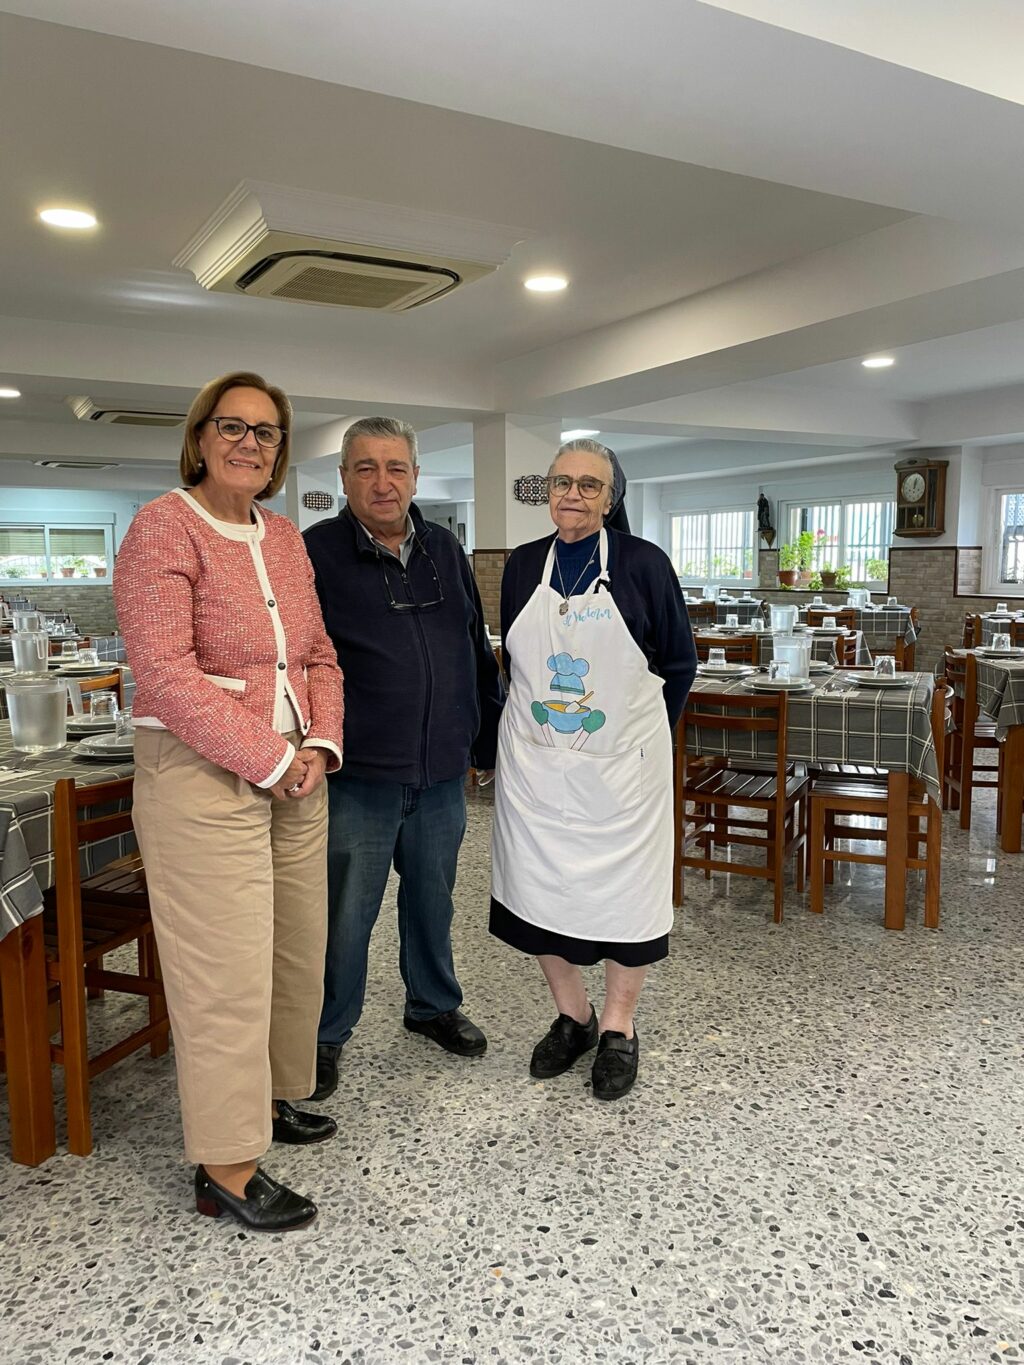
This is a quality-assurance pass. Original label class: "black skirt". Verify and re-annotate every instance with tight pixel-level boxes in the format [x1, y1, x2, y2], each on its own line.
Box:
[489, 898, 669, 968]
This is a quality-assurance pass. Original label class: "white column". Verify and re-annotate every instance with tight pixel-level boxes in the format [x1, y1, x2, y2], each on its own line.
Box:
[472, 414, 562, 549]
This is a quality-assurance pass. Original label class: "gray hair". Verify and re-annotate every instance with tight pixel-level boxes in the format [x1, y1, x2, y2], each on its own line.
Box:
[341, 416, 418, 467]
[549, 437, 615, 482]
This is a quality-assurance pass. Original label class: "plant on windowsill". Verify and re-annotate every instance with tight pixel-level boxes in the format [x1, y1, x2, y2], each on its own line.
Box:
[808, 571, 823, 592]
[796, 530, 818, 586]
[59, 555, 77, 578]
[834, 565, 853, 590]
[777, 542, 800, 588]
[864, 556, 888, 585]
[92, 563, 107, 577]
[818, 562, 837, 589]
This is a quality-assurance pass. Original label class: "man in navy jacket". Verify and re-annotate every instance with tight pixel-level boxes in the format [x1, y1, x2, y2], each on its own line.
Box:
[304, 417, 502, 1099]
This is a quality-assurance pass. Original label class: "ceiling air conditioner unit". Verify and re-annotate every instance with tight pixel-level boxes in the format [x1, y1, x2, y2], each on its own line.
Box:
[173, 181, 527, 311]
[67, 397, 186, 428]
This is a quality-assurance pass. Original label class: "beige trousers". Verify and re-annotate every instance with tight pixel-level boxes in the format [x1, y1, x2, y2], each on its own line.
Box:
[132, 728, 328, 1164]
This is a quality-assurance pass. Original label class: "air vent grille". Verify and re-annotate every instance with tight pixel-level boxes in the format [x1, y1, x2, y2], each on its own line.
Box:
[106, 412, 184, 427]
[269, 266, 419, 308]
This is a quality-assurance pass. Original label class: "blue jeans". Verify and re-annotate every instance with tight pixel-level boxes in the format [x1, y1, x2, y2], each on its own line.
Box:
[318, 772, 467, 1047]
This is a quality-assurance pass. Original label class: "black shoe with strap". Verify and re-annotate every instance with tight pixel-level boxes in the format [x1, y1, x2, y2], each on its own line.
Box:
[529, 1007, 599, 1079]
[308, 1043, 341, 1102]
[272, 1100, 337, 1146]
[403, 1008, 487, 1056]
[591, 1028, 639, 1101]
[194, 1166, 317, 1232]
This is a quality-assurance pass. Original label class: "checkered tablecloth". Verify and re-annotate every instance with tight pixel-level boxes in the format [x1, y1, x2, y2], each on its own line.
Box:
[695, 629, 862, 667]
[958, 652, 1024, 731]
[89, 635, 127, 662]
[0, 722, 135, 940]
[0, 663, 134, 720]
[799, 606, 916, 648]
[685, 672, 940, 798]
[980, 615, 1024, 647]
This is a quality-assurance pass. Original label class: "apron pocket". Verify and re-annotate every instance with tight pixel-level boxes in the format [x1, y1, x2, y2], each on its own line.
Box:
[562, 746, 643, 824]
[501, 732, 565, 820]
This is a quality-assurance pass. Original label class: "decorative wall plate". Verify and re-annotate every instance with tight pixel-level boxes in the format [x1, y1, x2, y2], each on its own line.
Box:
[302, 490, 335, 511]
[512, 474, 548, 505]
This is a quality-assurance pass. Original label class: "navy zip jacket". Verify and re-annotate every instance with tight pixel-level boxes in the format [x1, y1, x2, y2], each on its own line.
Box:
[500, 528, 697, 730]
[304, 504, 502, 786]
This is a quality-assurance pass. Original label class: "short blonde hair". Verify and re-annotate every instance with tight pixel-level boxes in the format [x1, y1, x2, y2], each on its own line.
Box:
[180, 371, 293, 501]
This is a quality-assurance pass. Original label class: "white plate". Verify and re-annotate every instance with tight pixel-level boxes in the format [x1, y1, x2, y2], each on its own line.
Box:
[68, 718, 117, 735]
[76, 731, 134, 751]
[742, 677, 815, 692]
[809, 662, 835, 675]
[697, 664, 756, 677]
[48, 661, 115, 673]
[845, 673, 915, 688]
[976, 647, 1024, 659]
[73, 744, 133, 762]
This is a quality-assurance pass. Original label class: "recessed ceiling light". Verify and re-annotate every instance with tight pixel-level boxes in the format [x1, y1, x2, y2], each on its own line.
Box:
[524, 275, 568, 292]
[39, 207, 98, 230]
[0, 387, 21, 399]
[561, 429, 600, 441]
[862, 355, 895, 369]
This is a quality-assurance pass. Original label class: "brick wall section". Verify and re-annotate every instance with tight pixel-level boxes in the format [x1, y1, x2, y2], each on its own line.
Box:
[472, 550, 510, 634]
[7, 584, 118, 636]
[957, 547, 983, 594]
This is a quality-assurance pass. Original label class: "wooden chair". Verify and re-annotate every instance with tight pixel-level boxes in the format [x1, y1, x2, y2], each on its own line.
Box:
[674, 691, 808, 922]
[831, 631, 859, 667]
[962, 614, 982, 648]
[687, 601, 717, 628]
[69, 671, 124, 712]
[941, 648, 1003, 830]
[807, 682, 948, 930]
[693, 632, 759, 665]
[894, 606, 921, 670]
[43, 778, 169, 1156]
[807, 607, 857, 630]
[1012, 620, 1024, 648]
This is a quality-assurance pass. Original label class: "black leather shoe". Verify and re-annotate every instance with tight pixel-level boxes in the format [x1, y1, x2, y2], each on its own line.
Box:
[530, 1007, 599, 1079]
[194, 1166, 317, 1232]
[308, 1043, 341, 1102]
[591, 1028, 639, 1101]
[403, 1008, 487, 1056]
[272, 1100, 338, 1146]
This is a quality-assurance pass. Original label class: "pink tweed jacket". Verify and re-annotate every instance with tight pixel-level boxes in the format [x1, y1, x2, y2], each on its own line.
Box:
[114, 490, 343, 787]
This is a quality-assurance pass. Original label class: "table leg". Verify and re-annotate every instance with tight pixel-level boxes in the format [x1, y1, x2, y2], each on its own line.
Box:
[0, 916, 56, 1165]
[1000, 724, 1024, 855]
[884, 771, 909, 930]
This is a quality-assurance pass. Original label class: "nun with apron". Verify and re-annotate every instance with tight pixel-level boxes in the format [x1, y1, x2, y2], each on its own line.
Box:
[490, 439, 697, 1099]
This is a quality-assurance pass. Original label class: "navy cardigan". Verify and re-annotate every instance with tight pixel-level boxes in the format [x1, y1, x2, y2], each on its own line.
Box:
[500, 529, 697, 730]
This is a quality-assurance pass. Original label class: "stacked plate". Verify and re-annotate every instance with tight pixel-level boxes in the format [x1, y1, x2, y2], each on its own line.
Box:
[844, 673, 914, 689]
[976, 646, 1024, 659]
[68, 715, 117, 737]
[742, 676, 815, 693]
[73, 730, 134, 761]
[48, 660, 116, 674]
[697, 663, 755, 678]
[809, 661, 835, 676]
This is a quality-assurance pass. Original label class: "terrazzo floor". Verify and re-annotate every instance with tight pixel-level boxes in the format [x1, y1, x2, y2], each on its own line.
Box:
[1, 784, 1022, 1365]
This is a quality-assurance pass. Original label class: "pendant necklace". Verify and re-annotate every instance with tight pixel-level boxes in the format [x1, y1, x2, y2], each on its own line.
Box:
[555, 540, 598, 615]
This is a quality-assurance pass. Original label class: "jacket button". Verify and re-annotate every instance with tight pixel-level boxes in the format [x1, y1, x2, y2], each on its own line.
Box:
[277, 661, 286, 670]
[267, 599, 276, 608]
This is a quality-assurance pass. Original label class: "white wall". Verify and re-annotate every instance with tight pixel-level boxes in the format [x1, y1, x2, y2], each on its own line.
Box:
[0, 486, 164, 550]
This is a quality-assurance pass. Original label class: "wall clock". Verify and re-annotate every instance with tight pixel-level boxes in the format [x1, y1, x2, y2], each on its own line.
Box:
[894, 458, 947, 537]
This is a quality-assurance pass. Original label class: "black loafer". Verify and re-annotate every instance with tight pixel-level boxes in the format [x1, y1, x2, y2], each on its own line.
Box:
[403, 1008, 487, 1056]
[194, 1165, 317, 1232]
[308, 1043, 341, 1102]
[530, 1007, 599, 1078]
[272, 1100, 338, 1146]
[591, 1028, 639, 1101]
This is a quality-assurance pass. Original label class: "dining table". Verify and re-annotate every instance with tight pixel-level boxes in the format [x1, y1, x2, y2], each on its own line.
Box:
[695, 627, 864, 667]
[684, 669, 940, 928]
[0, 721, 135, 1164]
[956, 649, 1024, 853]
[979, 613, 1024, 646]
[799, 604, 918, 660]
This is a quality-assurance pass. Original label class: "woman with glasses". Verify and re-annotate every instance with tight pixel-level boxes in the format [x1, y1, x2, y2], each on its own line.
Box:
[490, 438, 696, 1100]
[114, 371, 343, 1231]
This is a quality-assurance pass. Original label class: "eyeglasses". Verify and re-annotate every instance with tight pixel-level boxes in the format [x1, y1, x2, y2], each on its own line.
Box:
[204, 416, 286, 449]
[547, 474, 607, 499]
[376, 544, 445, 613]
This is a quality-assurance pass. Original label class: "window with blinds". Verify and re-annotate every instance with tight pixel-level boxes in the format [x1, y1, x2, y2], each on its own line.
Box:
[0, 523, 112, 581]
[670, 508, 755, 583]
[999, 491, 1024, 585]
[786, 496, 894, 581]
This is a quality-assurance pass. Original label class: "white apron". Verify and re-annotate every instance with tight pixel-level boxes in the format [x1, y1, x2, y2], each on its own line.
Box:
[492, 530, 674, 943]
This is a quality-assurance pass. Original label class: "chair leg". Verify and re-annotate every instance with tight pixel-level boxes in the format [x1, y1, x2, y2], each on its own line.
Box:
[924, 800, 941, 930]
[87, 953, 105, 1000]
[959, 739, 973, 831]
[141, 935, 170, 1059]
[809, 798, 826, 913]
[772, 804, 785, 924]
[824, 810, 836, 884]
[57, 967, 93, 1158]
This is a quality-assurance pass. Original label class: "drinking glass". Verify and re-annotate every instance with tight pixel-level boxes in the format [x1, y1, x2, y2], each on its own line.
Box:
[707, 648, 727, 668]
[750, 618, 764, 632]
[886, 596, 898, 608]
[725, 613, 739, 628]
[77, 647, 99, 666]
[992, 632, 1012, 653]
[768, 659, 791, 683]
[823, 616, 837, 630]
[996, 602, 1008, 614]
[60, 640, 79, 660]
[87, 690, 119, 723]
[812, 595, 823, 605]
[874, 654, 896, 678]
[115, 708, 134, 740]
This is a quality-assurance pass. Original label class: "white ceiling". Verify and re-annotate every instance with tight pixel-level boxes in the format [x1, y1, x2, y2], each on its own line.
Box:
[4, 4, 1024, 492]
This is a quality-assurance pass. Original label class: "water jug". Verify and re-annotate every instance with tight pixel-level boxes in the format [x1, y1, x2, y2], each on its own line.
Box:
[771, 634, 811, 680]
[12, 610, 43, 632]
[769, 604, 799, 632]
[1, 676, 68, 753]
[11, 628, 48, 674]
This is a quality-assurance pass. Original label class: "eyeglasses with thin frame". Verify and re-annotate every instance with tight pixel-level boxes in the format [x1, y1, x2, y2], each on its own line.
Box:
[547, 474, 607, 500]
[204, 416, 286, 449]
[376, 543, 445, 613]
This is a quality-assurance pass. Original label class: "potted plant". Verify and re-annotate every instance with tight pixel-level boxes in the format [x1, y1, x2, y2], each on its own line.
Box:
[834, 564, 853, 590]
[59, 555, 76, 578]
[92, 562, 107, 577]
[3, 563, 25, 579]
[819, 562, 837, 589]
[777, 542, 800, 588]
[865, 556, 888, 585]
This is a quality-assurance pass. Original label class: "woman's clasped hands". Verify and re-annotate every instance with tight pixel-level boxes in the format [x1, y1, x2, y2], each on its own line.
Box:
[270, 747, 327, 801]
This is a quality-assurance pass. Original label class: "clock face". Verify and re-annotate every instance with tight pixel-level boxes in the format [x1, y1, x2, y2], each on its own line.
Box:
[900, 472, 926, 504]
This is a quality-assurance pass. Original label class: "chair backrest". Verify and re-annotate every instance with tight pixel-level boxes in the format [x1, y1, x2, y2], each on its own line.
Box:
[1012, 620, 1024, 647]
[683, 688, 789, 783]
[962, 613, 981, 648]
[929, 679, 949, 781]
[76, 671, 123, 710]
[834, 631, 859, 666]
[693, 632, 759, 665]
[52, 777, 136, 961]
[807, 607, 857, 629]
[688, 601, 717, 626]
[941, 646, 977, 726]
